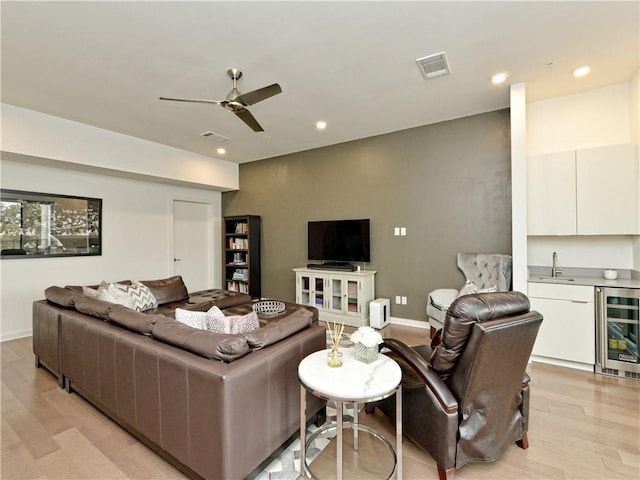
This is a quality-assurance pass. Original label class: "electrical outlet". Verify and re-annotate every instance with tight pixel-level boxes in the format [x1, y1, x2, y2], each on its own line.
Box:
[394, 227, 400, 236]
[395, 295, 401, 304]
[401, 296, 407, 305]
[400, 227, 407, 236]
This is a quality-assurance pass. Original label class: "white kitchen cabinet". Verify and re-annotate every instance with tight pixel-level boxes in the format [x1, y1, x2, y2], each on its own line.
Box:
[528, 143, 639, 235]
[527, 150, 576, 235]
[529, 282, 595, 370]
[576, 143, 639, 234]
[294, 268, 376, 328]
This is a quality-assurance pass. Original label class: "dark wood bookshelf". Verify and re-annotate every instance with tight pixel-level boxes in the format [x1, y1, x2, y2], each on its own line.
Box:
[223, 215, 261, 298]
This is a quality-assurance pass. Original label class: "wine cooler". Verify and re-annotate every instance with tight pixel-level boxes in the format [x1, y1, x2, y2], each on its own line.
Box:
[596, 287, 640, 379]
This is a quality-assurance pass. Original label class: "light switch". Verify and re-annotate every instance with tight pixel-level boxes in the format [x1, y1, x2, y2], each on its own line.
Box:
[395, 296, 401, 304]
[400, 227, 407, 236]
[394, 227, 400, 236]
[401, 296, 407, 305]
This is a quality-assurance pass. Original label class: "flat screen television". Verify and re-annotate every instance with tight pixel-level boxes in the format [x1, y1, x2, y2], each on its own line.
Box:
[307, 219, 370, 263]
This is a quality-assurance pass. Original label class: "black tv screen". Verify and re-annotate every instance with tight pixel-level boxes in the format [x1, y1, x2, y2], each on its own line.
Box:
[308, 219, 370, 263]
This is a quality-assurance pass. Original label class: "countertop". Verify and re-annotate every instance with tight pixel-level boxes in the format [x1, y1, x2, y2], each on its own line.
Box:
[528, 272, 640, 289]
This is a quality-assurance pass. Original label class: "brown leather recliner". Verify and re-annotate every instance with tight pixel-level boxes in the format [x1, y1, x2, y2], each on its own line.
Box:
[374, 291, 543, 480]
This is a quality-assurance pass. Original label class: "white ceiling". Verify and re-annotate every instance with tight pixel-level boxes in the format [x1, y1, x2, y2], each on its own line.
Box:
[2, 1, 638, 164]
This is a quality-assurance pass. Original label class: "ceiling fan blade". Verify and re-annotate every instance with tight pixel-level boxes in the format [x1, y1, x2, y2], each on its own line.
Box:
[159, 96, 222, 106]
[235, 109, 264, 132]
[236, 83, 282, 106]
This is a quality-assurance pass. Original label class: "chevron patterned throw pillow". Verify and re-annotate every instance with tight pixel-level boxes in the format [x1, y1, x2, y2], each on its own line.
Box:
[99, 281, 158, 312]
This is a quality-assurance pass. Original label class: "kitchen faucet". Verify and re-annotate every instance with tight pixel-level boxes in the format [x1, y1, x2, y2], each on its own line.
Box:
[551, 251, 562, 278]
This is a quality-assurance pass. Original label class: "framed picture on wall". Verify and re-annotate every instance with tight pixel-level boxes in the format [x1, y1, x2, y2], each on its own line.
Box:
[0, 189, 102, 258]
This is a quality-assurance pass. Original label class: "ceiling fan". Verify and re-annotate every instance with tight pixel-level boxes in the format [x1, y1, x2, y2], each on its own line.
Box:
[159, 68, 282, 132]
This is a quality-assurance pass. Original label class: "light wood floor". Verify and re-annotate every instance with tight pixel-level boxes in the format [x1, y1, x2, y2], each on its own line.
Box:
[2, 324, 639, 479]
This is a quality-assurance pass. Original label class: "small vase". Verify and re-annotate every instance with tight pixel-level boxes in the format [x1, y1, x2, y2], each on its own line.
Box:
[354, 342, 378, 363]
[327, 348, 343, 368]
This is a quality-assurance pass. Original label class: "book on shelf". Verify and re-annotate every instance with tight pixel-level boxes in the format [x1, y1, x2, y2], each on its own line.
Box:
[232, 269, 249, 281]
[226, 281, 249, 294]
[234, 222, 248, 234]
[228, 237, 248, 249]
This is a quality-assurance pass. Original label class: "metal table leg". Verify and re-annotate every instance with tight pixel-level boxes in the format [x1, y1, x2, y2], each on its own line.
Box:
[300, 386, 307, 478]
[396, 386, 402, 480]
[353, 402, 359, 451]
[337, 400, 343, 480]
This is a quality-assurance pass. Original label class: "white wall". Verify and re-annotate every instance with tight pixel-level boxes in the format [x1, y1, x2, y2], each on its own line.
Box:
[0, 159, 222, 341]
[527, 83, 631, 155]
[1, 104, 239, 191]
[526, 79, 639, 272]
[0, 105, 237, 341]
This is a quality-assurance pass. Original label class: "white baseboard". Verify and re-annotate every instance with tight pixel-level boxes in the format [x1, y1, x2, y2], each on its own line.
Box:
[389, 316, 430, 329]
[530, 355, 595, 373]
[1, 329, 32, 343]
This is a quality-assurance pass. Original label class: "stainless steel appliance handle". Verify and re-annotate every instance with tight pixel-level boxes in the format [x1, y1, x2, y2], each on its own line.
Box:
[595, 287, 607, 368]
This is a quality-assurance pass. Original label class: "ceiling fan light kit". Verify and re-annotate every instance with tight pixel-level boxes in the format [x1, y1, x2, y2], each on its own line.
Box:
[160, 68, 282, 132]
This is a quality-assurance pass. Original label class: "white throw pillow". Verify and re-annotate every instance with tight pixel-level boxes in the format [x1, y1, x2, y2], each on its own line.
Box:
[175, 306, 259, 334]
[175, 308, 208, 330]
[206, 310, 259, 335]
[457, 280, 498, 298]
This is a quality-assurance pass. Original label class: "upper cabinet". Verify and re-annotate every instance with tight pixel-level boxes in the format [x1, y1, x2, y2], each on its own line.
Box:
[528, 150, 576, 235]
[528, 143, 639, 235]
[576, 144, 639, 235]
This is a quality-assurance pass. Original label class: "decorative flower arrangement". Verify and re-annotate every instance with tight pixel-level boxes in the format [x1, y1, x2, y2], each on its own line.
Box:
[350, 326, 383, 348]
[350, 326, 383, 364]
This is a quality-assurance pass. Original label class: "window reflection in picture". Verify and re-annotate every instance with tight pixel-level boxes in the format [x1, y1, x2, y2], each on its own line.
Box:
[0, 189, 102, 258]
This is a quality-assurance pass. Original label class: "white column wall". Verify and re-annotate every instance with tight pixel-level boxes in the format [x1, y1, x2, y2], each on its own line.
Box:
[510, 83, 528, 294]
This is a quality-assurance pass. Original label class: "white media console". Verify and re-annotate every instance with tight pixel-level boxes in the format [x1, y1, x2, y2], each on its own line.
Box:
[294, 267, 376, 328]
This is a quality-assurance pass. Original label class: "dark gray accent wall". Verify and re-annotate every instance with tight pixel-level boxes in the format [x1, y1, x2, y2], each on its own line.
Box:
[222, 109, 512, 323]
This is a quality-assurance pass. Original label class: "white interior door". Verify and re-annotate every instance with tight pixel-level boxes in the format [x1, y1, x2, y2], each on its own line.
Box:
[173, 200, 212, 292]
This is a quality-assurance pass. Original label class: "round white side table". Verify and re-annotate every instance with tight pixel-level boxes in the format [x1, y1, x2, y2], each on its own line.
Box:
[298, 348, 402, 480]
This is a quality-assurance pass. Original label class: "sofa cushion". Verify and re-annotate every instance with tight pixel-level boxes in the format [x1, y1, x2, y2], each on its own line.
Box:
[151, 317, 250, 362]
[140, 276, 189, 305]
[108, 304, 161, 335]
[74, 295, 112, 320]
[65, 280, 131, 294]
[245, 308, 314, 349]
[45, 286, 79, 308]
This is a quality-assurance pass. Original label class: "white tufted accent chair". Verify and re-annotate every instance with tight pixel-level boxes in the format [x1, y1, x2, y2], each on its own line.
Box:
[427, 253, 512, 337]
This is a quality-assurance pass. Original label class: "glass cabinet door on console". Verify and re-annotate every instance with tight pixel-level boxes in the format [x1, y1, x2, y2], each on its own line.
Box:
[326, 277, 362, 316]
[298, 273, 327, 309]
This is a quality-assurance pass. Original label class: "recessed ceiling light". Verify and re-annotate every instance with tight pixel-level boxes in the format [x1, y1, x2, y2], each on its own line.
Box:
[217, 148, 226, 155]
[491, 72, 508, 84]
[316, 121, 327, 130]
[573, 66, 590, 78]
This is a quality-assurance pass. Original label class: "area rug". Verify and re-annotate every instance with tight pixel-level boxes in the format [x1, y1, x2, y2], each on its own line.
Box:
[254, 331, 356, 479]
[253, 402, 358, 480]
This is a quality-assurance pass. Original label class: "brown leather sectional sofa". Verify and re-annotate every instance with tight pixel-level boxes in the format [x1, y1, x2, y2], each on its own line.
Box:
[32, 276, 325, 479]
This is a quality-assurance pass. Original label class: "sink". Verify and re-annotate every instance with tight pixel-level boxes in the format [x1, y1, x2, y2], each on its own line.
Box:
[538, 276, 575, 282]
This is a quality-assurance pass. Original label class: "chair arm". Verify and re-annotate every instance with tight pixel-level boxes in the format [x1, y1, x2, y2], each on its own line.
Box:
[382, 339, 458, 414]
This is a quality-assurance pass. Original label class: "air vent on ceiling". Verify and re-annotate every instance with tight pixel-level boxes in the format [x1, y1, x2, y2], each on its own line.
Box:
[416, 52, 450, 79]
[200, 131, 230, 144]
